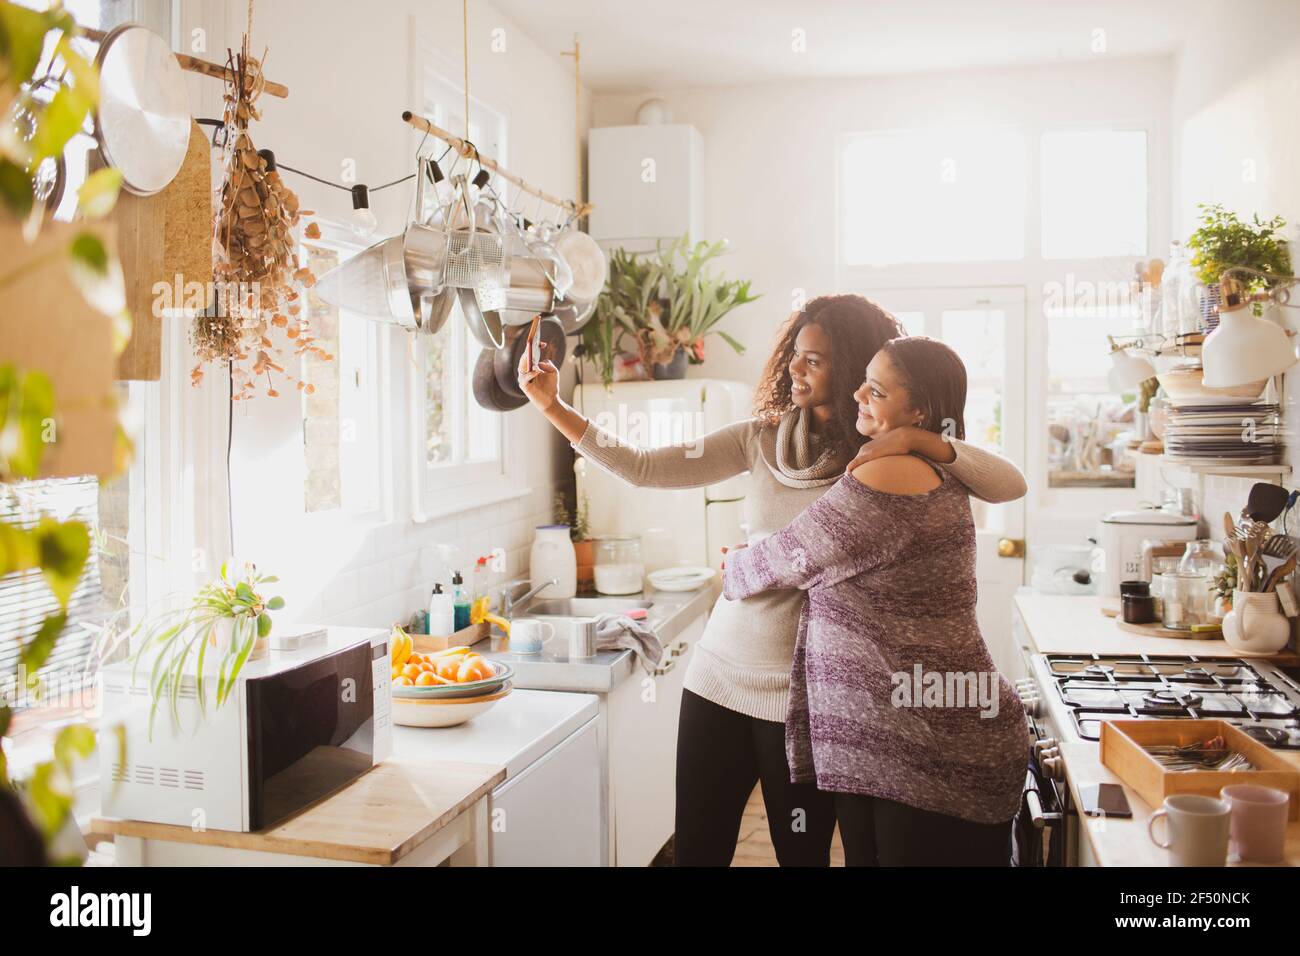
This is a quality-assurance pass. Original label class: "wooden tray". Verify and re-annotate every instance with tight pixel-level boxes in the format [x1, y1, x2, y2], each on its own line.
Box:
[413, 622, 489, 652]
[1100, 719, 1300, 820]
[1101, 604, 1222, 639]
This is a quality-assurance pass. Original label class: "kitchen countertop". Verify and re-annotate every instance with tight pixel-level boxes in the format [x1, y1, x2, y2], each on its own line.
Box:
[1016, 593, 1300, 867]
[475, 585, 715, 692]
[393, 688, 599, 778]
[1016, 593, 1300, 663]
[93, 757, 503, 866]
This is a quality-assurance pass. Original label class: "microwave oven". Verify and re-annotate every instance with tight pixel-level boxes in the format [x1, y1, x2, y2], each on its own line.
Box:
[99, 626, 392, 832]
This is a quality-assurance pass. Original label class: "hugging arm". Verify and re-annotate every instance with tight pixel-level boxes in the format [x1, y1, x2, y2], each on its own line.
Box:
[722, 478, 880, 600]
[575, 418, 754, 490]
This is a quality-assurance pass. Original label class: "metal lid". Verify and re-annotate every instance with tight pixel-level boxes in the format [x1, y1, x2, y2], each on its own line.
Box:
[1102, 508, 1198, 525]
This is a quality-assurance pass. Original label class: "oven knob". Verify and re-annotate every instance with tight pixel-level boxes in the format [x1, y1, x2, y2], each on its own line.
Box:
[1033, 737, 1058, 759]
[1020, 695, 1042, 717]
[1041, 756, 1064, 780]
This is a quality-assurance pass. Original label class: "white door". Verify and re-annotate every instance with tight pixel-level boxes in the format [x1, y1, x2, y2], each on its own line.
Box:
[866, 287, 1028, 678]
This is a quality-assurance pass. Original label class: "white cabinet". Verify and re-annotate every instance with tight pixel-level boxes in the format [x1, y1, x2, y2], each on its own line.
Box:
[490, 718, 602, 867]
[588, 124, 703, 250]
[605, 613, 706, 866]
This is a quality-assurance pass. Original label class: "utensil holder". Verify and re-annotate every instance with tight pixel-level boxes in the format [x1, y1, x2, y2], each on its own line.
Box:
[1222, 590, 1291, 655]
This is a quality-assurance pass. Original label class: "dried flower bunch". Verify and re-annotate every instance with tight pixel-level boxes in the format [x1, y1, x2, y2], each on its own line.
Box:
[193, 37, 328, 399]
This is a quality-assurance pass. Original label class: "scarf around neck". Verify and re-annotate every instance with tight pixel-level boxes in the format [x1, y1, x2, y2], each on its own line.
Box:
[763, 407, 850, 489]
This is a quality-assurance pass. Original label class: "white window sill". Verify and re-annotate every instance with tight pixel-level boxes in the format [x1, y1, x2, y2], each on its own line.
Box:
[411, 483, 534, 524]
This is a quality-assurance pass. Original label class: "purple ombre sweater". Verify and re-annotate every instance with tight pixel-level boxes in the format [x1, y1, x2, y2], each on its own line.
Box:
[722, 468, 1029, 825]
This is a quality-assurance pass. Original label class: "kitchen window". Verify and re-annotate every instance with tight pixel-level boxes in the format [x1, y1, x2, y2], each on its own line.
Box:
[1040, 129, 1147, 260]
[301, 234, 382, 517]
[839, 126, 1027, 267]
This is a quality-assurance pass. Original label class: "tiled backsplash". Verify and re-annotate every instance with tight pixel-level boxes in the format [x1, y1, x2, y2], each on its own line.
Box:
[294, 487, 554, 632]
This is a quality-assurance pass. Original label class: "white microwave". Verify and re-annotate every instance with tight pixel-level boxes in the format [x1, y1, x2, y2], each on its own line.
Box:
[99, 627, 392, 832]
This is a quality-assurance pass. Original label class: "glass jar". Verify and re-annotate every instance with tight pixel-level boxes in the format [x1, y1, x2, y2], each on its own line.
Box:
[1178, 539, 1220, 577]
[594, 534, 644, 595]
[1162, 571, 1210, 629]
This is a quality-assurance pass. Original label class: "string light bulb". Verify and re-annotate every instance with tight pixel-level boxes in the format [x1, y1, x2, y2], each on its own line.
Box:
[350, 184, 377, 237]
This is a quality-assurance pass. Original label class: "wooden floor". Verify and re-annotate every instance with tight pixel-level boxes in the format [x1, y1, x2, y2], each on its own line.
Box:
[732, 784, 846, 867]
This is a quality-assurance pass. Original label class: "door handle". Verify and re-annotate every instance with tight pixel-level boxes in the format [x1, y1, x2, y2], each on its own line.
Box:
[998, 538, 1026, 559]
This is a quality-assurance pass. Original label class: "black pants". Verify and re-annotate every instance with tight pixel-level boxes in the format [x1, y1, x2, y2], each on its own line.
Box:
[833, 792, 1013, 866]
[674, 689, 836, 866]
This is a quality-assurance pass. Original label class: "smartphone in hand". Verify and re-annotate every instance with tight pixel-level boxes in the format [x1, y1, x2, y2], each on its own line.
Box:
[525, 314, 542, 372]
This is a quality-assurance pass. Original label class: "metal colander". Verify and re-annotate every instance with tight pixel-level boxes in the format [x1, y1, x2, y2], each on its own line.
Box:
[444, 229, 510, 307]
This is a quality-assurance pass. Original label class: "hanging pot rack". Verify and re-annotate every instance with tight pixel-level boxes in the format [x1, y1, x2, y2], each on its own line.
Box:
[79, 25, 289, 98]
[401, 110, 593, 221]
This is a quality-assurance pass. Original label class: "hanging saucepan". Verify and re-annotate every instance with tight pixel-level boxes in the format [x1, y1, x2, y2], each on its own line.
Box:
[312, 222, 450, 333]
[498, 253, 557, 325]
[493, 316, 566, 398]
[92, 24, 191, 196]
[550, 294, 598, 335]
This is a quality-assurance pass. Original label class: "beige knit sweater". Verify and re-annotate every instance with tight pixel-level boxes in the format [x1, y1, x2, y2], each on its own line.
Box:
[575, 417, 1027, 722]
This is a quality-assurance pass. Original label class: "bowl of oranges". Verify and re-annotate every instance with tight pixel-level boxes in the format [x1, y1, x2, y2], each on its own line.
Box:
[388, 629, 513, 727]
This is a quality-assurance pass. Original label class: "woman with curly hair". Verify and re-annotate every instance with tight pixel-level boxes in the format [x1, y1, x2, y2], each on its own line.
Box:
[518, 294, 1026, 866]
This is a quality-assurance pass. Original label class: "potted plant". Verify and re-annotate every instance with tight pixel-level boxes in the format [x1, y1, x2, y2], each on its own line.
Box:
[124, 562, 285, 736]
[1186, 203, 1292, 322]
[554, 490, 594, 588]
[581, 235, 759, 385]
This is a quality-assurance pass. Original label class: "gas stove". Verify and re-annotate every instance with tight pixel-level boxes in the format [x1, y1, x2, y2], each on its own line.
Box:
[1040, 653, 1300, 749]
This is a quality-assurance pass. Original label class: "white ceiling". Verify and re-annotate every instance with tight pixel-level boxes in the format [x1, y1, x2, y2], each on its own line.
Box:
[493, 0, 1204, 93]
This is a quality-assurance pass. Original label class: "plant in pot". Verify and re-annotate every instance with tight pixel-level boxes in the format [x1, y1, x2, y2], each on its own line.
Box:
[553, 489, 593, 588]
[1186, 203, 1291, 322]
[581, 236, 759, 385]
[642, 236, 759, 379]
[122, 562, 285, 736]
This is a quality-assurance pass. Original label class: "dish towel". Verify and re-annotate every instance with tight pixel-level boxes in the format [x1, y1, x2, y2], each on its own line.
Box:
[594, 613, 664, 674]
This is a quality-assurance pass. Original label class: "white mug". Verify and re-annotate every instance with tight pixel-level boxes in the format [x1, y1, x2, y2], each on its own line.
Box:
[509, 618, 556, 654]
[1148, 794, 1231, 867]
[1220, 784, 1289, 864]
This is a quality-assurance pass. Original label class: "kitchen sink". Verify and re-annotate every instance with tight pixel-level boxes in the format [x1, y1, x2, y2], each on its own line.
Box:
[518, 597, 654, 618]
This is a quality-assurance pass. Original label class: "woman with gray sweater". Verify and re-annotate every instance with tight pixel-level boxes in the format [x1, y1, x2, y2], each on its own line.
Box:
[722, 336, 1030, 865]
[518, 295, 1026, 866]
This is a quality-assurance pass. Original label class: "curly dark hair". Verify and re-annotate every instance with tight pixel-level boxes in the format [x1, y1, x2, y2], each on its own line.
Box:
[753, 294, 904, 457]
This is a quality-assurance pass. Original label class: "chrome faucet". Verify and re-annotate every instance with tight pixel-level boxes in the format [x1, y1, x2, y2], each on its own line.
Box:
[499, 577, 558, 618]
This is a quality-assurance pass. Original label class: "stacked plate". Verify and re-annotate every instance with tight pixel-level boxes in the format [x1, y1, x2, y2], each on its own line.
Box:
[1163, 402, 1282, 465]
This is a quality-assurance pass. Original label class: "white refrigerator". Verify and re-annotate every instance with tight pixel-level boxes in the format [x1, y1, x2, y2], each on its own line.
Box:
[573, 378, 751, 576]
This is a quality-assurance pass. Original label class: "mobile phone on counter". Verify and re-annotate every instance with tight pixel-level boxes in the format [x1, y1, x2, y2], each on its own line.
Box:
[1081, 783, 1132, 818]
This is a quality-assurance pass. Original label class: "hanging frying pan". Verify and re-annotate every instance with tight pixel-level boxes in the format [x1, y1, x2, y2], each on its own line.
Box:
[93, 24, 191, 196]
[493, 316, 566, 398]
[472, 347, 526, 411]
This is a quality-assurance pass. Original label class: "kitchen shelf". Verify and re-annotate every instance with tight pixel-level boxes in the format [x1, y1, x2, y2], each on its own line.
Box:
[1158, 456, 1291, 479]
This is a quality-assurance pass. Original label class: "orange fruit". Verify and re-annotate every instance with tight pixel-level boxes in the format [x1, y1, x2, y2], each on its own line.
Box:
[435, 657, 462, 681]
[457, 657, 491, 683]
[394, 676, 414, 686]
[415, 671, 438, 686]
[402, 662, 422, 680]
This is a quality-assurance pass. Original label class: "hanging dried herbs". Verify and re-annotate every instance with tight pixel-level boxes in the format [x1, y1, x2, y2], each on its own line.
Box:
[193, 37, 327, 399]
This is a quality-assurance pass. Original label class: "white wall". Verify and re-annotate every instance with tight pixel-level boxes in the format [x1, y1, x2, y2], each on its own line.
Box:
[1172, 0, 1300, 483]
[179, 0, 589, 628]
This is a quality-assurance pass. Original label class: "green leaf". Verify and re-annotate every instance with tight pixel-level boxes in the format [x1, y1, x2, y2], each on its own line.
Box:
[36, 519, 89, 608]
[25, 761, 72, 838]
[0, 3, 55, 87]
[715, 330, 746, 355]
[51, 723, 95, 772]
[30, 83, 91, 161]
[266, 595, 285, 611]
[19, 612, 66, 674]
[0, 158, 34, 219]
[257, 612, 272, 638]
[77, 167, 121, 218]
[235, 582, 255, 604]
[0, 703, 12, 739]
[68, 232, 108, 276]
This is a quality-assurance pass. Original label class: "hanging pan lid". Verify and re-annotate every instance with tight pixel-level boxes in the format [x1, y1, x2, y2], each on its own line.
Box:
[472, 347, 527, 411]
[93, 24, 191, 196]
